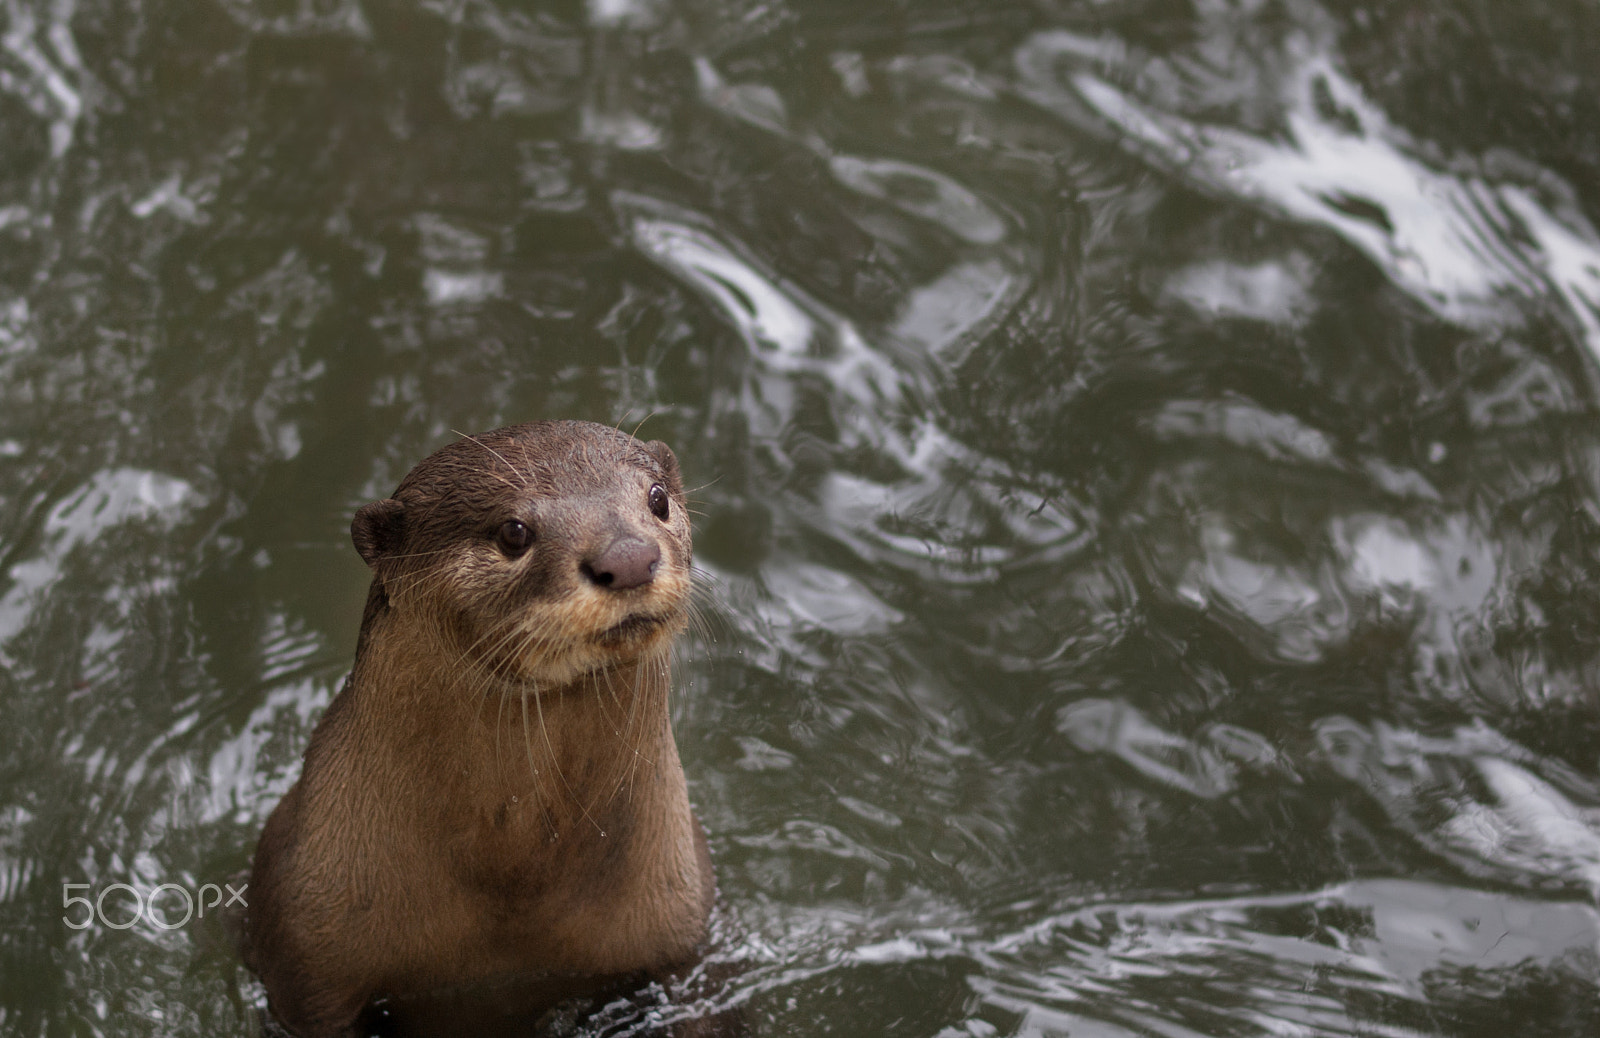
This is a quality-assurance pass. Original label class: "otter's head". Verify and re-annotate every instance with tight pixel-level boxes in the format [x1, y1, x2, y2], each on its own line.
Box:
[351, 420, 692, 688]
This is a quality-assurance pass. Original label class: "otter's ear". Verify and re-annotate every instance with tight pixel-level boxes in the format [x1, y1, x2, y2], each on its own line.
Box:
[352, 499, 406, 568]
[644, 440, 682, 492]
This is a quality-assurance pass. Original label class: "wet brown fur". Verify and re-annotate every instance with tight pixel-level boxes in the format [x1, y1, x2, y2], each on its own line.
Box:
[245, 421, 715, 1037]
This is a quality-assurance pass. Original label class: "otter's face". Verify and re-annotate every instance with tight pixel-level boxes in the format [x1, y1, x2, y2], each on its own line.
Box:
[351, 421, 693, 688]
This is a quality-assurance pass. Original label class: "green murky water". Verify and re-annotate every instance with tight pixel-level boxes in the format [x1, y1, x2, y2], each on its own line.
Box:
[3, 0, 1600, 1034]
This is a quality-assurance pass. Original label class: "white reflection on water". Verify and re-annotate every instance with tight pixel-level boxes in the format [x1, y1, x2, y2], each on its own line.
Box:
[1155, 501, 1528, 682]
[0, 802, 36, 905]
[1316, 716, 1600, 896]
[1015, 15, 1600, 360]
[1057, 698, 1292, 800]
[214, 0, 370, 37]
[205, 678, 329, 826]
[828, 155, 1007, 246]
[631, 55, 1098, 605]
[415, 213, 505, 306]
[1057, 694, 1600, 899]
[694, 56, 789, 138]
[1132, 386, 1544, 690]
[619, 192, 1088, 605]
[1173, 515, 1351, 664]
[893, 257, 1020, 363]
[625, 203, 823, 361]
[621, 877, 1599, 1038]
[0, 468, 195, 647]
[422, 269, 504, 307]
[0, 0, 84, 158]
[1163, 255, 1314, 325]
[691, 53, 1025, 363]
[757, 560, 903, 636]
[1147, 398, 1340, 468]
[128, 176, 207, 224]
[966, 879, 1600, 1036]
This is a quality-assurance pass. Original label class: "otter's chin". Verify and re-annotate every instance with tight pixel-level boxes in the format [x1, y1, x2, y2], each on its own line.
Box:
[493, 615, 676, 689]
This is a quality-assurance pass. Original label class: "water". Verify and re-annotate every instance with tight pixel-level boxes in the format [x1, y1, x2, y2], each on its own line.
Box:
[2, 0, 1599, 1034]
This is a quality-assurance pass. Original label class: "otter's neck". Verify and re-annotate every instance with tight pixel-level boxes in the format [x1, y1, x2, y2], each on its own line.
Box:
[322, 600, 712, 974]
[348, 606, 680, 830]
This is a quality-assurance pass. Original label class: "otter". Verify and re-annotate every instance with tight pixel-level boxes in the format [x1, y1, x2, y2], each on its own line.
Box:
[245, 421, 715, 1038]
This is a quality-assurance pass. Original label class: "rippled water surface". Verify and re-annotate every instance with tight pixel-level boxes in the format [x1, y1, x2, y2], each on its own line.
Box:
[3, 0, 1600, 1034]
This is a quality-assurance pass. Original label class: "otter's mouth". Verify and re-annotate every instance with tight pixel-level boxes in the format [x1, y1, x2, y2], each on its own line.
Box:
[596, 612, 668, 644]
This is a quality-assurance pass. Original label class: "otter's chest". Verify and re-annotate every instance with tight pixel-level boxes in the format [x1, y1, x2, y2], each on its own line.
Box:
[441, 797, 706, 974]
[448, 794, 644, 904]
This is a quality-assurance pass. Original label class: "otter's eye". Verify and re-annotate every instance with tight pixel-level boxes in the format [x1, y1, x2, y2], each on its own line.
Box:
[497, 520, 535, 556]
[647, 483, 670, 521]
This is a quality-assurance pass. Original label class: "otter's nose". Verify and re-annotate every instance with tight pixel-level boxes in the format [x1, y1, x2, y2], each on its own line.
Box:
[581, 536, 660, 591]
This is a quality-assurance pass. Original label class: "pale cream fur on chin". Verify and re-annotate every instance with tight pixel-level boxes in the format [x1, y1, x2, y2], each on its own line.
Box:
[512, 632, 679, 691]
[383, 574, 685, 683]
[437, 592, 686, 693]
[498, 585, 691, 688]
